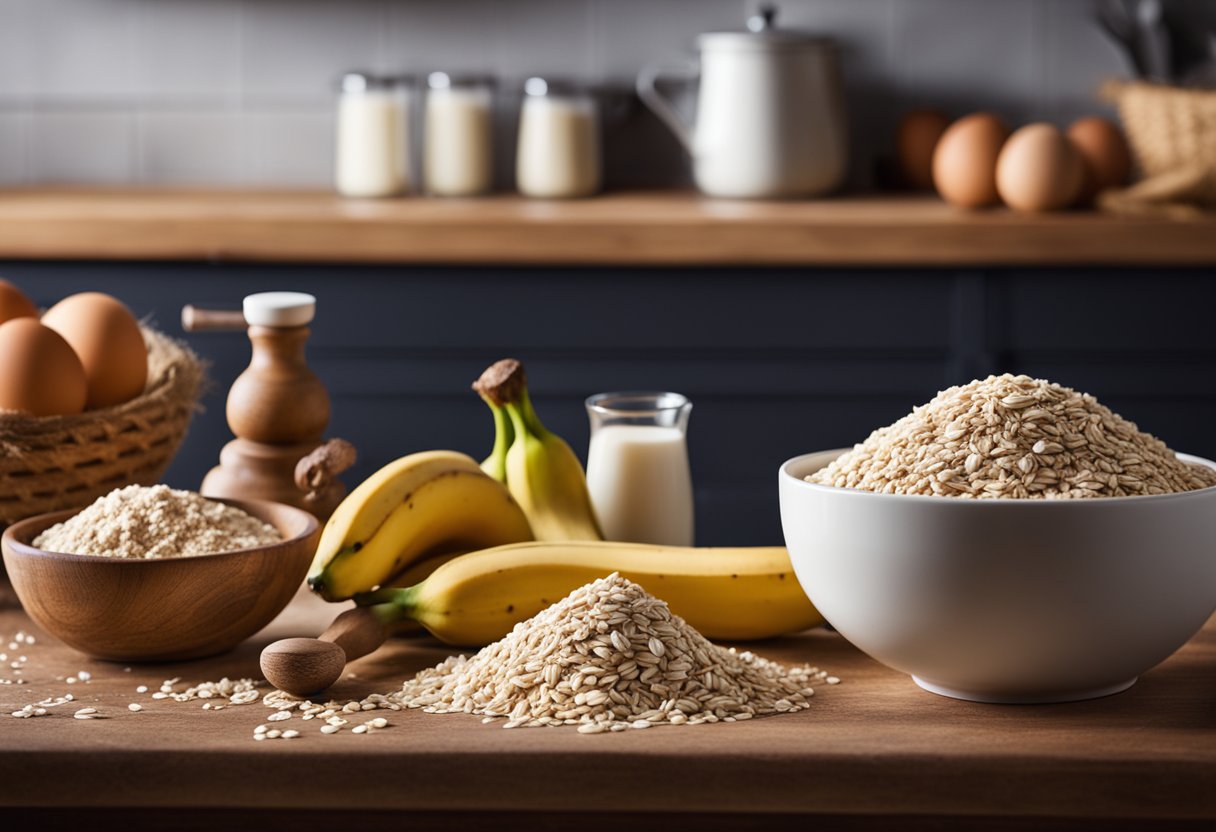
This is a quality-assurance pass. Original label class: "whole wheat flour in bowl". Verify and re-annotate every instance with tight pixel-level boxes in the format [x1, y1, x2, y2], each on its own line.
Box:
[32, 484, 281, 558]
[809, 374, 1216, 499]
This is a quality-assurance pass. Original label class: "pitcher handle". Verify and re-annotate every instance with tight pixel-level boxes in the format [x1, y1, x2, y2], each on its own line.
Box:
[636, 59, 698, 154]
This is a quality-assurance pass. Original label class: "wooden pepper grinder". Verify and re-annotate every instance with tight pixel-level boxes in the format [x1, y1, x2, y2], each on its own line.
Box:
[183, 292, 355, 520]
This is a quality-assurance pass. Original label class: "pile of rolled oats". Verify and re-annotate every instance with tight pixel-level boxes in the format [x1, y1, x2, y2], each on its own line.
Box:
[809, 374, 1216, 499]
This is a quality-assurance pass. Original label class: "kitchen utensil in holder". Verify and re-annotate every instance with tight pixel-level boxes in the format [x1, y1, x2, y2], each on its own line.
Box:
[182, 292, 355, 520]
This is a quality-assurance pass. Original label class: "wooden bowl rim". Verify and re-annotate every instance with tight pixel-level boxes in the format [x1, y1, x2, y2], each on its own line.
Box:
[1, 497, 319, 565]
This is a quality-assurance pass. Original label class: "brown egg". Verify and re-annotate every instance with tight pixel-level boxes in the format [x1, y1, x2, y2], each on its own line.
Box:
[996, 123, 1083, 213]
[0, 318, 88, 417]
[0, 279, 38, 325]
[897, 110, 952, 191]
[42, 292, 148, 409]
[1067, 117, 1132, 206]
[932, 113, 1011, 209]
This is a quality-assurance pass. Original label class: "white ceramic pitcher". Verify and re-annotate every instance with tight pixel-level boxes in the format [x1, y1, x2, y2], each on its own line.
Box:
[637, 5, 847, 199]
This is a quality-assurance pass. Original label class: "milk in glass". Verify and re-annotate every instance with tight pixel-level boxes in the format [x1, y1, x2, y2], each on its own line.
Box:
[585, 393, 693, 546]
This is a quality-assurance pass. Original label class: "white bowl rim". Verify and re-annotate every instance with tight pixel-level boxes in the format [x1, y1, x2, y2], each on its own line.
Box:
[780, 448, 1216, 506]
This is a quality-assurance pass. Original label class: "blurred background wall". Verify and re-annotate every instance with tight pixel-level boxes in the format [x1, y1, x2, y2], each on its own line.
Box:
[2, 0, 1213, 191]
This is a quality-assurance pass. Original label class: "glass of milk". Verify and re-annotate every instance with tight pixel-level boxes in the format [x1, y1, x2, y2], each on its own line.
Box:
[516, 77, 602, 199]
[334, 71, 412, 198]
[585, 392, 694, 546]
[424, 72, 494, 197]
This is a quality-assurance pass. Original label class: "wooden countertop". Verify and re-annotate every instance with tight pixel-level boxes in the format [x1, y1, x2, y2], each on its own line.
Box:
[2, 584, 1214, 830]
[0, 188, 1213, 267]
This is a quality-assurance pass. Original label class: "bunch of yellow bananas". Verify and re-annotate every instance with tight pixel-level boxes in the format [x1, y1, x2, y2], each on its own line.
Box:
[305, 359, 822, 646]
[472, 357, 603, 541]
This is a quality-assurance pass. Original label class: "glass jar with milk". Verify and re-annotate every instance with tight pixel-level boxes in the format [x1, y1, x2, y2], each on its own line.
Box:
[334, 72, 412, 198]
[424, 72, 495, 197]
[585, 392, 694, 546]
[516, 77, 602, 199]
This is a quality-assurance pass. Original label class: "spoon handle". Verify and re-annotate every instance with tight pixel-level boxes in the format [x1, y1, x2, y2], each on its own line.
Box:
[319, 606, 388, 663]
[180, 305, 246, 332]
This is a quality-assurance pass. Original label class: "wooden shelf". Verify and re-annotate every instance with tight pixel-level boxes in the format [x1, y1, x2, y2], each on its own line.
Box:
[0, 188, 1213, 266]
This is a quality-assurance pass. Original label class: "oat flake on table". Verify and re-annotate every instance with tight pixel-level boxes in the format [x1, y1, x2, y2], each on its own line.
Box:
[33, 484, 281, 558]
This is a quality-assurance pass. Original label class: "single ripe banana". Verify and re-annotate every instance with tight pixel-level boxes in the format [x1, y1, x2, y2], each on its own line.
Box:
[307, 450, 533, 601]
[357, 541, 822, 646]
[504, 394, 603, 541]
[472, 358, 602, 541]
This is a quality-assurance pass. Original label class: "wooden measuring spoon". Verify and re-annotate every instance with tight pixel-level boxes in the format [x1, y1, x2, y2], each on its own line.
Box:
[260, 606, 389, 696]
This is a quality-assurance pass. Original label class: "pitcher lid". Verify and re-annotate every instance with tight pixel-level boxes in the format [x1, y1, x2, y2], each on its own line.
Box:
[698, 5, 833, 51]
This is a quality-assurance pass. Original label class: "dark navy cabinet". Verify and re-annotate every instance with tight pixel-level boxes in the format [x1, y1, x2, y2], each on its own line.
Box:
[9, 262, 1215, 545]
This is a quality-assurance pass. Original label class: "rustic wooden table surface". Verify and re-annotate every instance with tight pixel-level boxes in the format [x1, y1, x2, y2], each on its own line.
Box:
[1, 579, 1214, 832]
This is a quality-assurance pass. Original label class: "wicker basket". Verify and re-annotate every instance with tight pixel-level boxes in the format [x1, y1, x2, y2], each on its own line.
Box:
[0, 327, 205, 527]
[1102, 81, 1216, 212]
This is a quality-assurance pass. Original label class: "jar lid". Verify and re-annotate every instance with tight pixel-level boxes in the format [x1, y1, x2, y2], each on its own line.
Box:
[339, 71, 384, 93]
[243, 292, 316, 328]
[338, 71, 414, 93]
[523, 76, 589, 98]
[698, 5, 833, 52]
[428, 71, 496, 90]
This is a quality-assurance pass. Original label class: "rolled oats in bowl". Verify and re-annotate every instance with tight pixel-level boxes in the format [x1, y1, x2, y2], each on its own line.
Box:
[808, 374, 1216, 499]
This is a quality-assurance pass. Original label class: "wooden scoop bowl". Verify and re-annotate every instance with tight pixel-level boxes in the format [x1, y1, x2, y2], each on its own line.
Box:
[1, 499, 319, 662]
[260, 606, 390, 696]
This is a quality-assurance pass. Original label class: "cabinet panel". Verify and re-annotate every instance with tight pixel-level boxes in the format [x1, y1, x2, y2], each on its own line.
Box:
[14, 263, 958, 351]
[989, 271, 1216, 353]
[8, 262, 1215, 544]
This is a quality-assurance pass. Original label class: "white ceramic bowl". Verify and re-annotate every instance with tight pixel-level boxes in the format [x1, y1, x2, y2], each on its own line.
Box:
[779, 449, 1216, 703]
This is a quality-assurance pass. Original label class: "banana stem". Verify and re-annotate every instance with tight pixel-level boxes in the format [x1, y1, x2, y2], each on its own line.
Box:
[471, 358, 527, 407]
[357, 587, 416, 616]
[360, 596, 413, 626]
[505, 391, 550, 440]
[473, 358, 551, 439]
[480, 397, 513, 483]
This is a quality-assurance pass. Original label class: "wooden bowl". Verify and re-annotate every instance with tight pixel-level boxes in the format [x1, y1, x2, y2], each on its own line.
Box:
[1, 499, 319, 662]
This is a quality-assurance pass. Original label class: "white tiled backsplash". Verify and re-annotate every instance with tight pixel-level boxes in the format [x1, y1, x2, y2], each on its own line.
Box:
[0, 0, 1204, 189]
